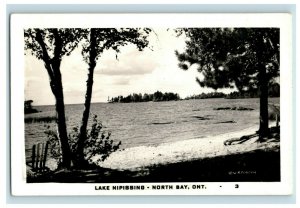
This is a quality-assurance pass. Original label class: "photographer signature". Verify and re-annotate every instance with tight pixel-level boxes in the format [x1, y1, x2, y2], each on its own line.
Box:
[228, 170, 257, 175]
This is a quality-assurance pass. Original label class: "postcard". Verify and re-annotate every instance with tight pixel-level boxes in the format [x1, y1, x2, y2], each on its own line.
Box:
[10, 13, 293, 195]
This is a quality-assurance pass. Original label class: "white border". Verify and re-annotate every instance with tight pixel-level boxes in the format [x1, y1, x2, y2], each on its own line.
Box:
[10, 13, 293, 196]
[5, 0, 299, 4]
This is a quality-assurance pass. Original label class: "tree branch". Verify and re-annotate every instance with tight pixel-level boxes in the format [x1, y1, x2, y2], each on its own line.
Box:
[35, 29, 55, 82]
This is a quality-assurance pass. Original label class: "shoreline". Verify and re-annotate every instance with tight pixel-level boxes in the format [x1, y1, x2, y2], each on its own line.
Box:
[30, 122, 280, 183]
[92, 122, 279, 171]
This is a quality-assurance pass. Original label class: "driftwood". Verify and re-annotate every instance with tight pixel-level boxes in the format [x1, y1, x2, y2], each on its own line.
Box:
[224, 126, 280, 146]
[224, 134, 258, 146]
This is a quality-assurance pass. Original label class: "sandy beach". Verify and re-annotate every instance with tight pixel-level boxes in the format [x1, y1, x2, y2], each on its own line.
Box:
[92, 122, 279, 171]
[28, 121, 280, 183]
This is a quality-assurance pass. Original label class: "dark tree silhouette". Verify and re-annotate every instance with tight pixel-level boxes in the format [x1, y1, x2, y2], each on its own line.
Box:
[109, 91, 180, 103]
[24, 28, 152, 168]
[176, 28, 279, 140]
[76, 28, 152, 165]
[24, 28, 84, 168]
[24, 100, 39, 114]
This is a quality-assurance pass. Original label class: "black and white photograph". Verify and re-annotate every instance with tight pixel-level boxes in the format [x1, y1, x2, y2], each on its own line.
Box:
[10, 13, 292, 195]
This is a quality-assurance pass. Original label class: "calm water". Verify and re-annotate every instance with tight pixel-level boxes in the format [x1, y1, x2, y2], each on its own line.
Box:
[25, 98, 279, 160]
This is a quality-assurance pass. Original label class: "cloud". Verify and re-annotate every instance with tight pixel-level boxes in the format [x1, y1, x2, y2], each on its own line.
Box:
[112, 78, 131, 85]
[24, 29, 205, 104]
[94, 46, 159, 76]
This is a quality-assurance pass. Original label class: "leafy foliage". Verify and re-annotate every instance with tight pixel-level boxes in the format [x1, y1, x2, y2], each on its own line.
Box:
[84, 115, 121, 163]
[175, 28, 279, 92]
[24, 28, 86, 59]
[44, 127, 63, 164]
[45, 115, 121, 167]
[81, 28, 152, 64]
[176, 28, 280, 139]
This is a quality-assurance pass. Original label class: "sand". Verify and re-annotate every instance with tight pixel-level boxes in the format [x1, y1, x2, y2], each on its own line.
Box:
[92, 122, 279, 171]
[44, 122, 279, 172]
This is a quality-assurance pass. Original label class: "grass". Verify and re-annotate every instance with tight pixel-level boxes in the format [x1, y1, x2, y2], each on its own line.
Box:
[25, 116, 56, 123]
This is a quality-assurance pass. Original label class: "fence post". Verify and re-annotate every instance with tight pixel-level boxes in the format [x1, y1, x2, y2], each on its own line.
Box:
[39, 143, 45, 172]
[43, 141, 49, 170]
[36, 143, 41, 171]
[31, 144, 36, 170]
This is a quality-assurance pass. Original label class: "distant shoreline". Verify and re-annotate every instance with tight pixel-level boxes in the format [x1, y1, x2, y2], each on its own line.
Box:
[30, 96, 280, 107]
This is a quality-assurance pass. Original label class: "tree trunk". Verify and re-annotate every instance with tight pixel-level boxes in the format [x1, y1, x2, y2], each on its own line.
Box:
[35, 30, 71, 169]
[46, 62, 72, 169]
[53, 81, 72, 168]
[76, 28, 97, 166]
[258, 65, 269, 141]
[51, 30, 72, 168]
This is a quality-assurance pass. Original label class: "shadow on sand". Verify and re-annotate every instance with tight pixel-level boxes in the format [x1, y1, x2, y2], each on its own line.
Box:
[27, 148, 280, 183]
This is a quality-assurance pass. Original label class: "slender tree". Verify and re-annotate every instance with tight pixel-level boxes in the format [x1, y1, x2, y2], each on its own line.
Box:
[75, 28, 151, 165]
[24, 28, 84, 168]
[176, 28, 279, 140]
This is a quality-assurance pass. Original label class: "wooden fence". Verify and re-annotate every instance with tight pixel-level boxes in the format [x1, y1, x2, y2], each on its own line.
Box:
[26, 141, 49, 172]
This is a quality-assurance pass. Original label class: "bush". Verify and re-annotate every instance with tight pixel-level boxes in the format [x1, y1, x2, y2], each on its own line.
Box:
[44, 115, 121, 168]
[84, 115, 121, 163]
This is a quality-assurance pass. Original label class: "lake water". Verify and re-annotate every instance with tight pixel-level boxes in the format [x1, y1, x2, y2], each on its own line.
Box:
[24, 98, 279, 161]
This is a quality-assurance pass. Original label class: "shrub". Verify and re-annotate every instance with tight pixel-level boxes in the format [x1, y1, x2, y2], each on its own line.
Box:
[44, 115, 121, 168]
[83, 115, 121, 163]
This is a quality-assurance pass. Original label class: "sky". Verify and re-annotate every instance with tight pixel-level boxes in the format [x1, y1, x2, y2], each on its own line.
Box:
[24, 29, 232, 105]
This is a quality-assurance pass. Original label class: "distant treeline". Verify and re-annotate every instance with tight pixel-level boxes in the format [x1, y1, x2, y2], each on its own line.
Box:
[24, 100, 39, 114]
[185, 92, 225, 100]
[227, 82, 280, 99]
[186, 83, 280, 100]
[109, 91, 180, 103]
[109, 83, 280, 103]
